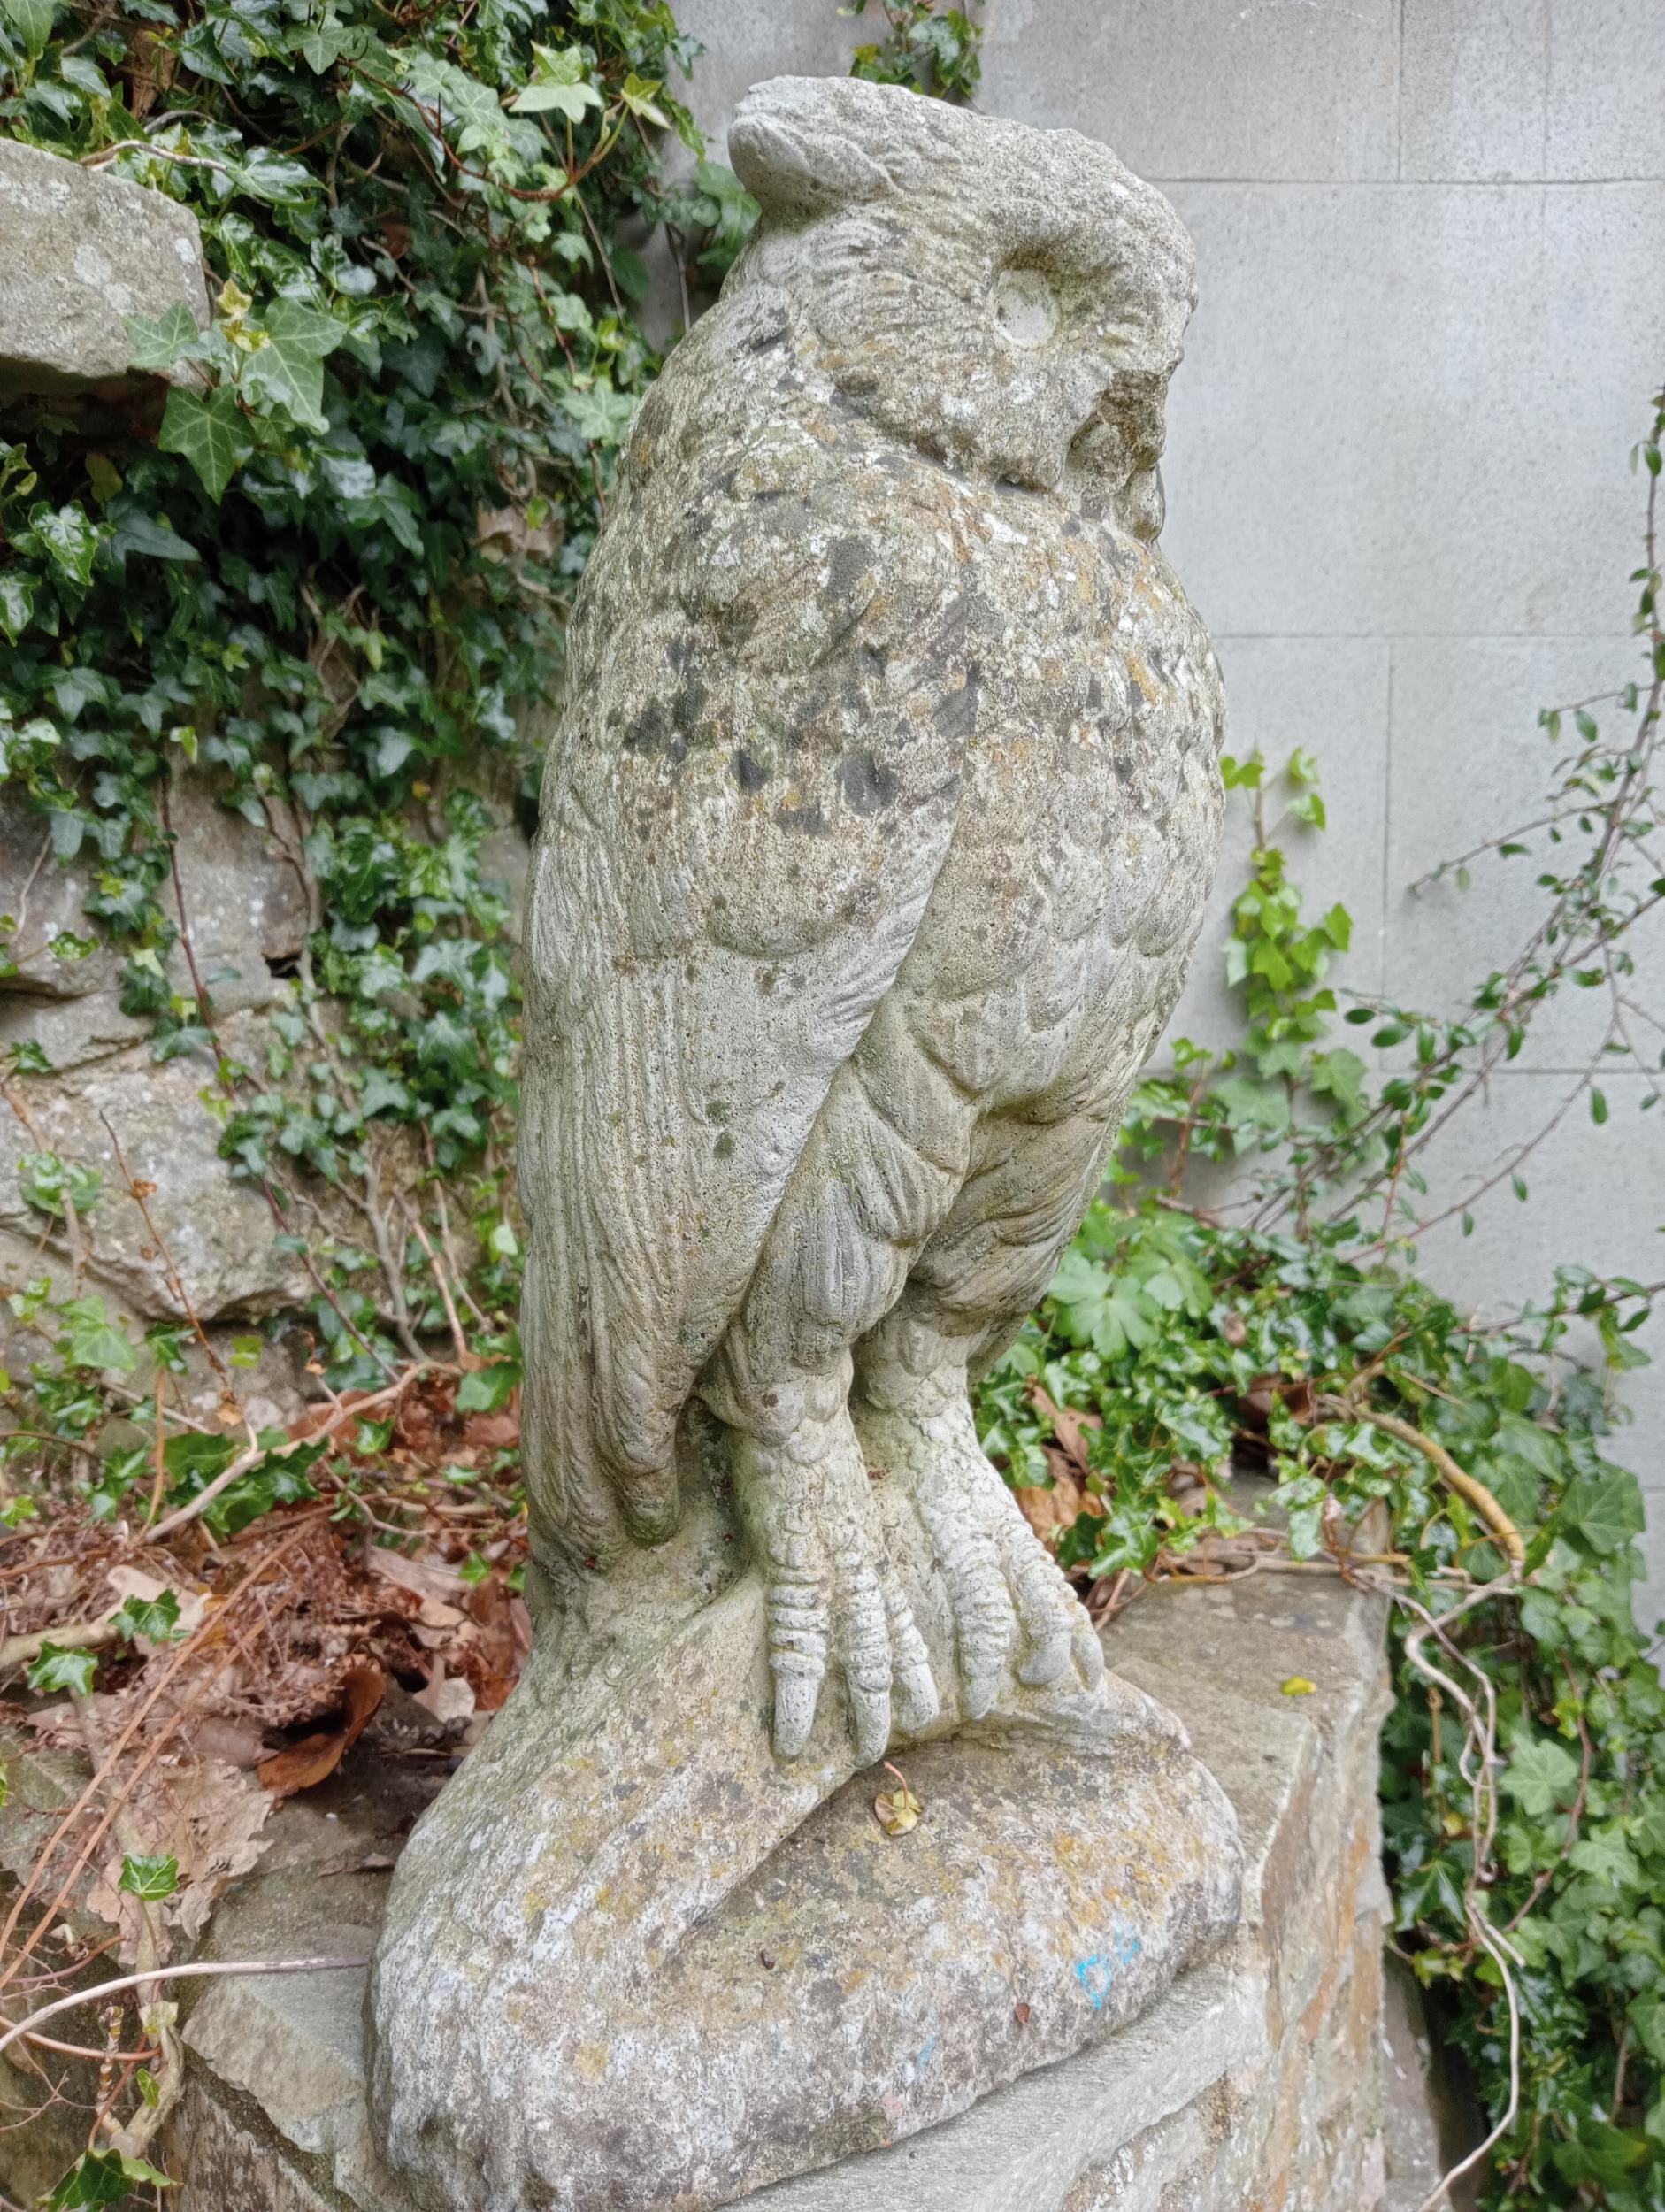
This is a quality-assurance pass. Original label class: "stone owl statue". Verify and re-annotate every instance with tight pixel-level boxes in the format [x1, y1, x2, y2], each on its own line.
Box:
[370, 79, 1239, 2212]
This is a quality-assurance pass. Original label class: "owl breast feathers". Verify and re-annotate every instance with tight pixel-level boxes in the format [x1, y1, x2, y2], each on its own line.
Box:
[518, 76, 1224, 1568]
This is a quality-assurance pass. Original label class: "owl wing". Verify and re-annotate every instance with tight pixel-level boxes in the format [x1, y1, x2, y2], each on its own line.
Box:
[519, 415, 985, 1565]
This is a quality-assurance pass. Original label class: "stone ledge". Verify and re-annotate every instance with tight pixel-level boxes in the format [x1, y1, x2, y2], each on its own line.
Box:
[149, 1556, 1394, 2212]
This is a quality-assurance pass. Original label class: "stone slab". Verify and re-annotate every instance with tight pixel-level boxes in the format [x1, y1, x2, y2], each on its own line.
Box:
[0, 139, 209, 399]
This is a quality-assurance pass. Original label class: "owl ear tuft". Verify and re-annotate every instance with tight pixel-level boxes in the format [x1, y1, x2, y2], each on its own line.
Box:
[729, 106, 893, 220]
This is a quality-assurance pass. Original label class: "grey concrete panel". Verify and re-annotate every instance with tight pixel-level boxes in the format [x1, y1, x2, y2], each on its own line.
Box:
[664, 0, 861, 168]
[1400, 0, 1549, 180]
[1159, 180, 1663, 639]
[1546, 0, 1665, 179]
[1161, 635, 1391, 1056]
[1382, 633, 1664, 1070]
[980, 0, 1400, 181]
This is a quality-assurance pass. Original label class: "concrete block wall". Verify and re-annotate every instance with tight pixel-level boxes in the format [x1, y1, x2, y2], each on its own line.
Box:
[668, 0, 1665, 1630]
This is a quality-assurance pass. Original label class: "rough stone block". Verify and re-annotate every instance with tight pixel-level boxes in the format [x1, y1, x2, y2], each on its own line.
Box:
[0, 780, 308, 1008]
[0, 1007, 320, 1322]
[0, 139, 209, 399]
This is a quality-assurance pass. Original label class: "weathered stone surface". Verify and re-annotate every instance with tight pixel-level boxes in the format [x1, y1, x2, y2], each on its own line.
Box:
[0, 777, 325, 1323]
[1, 778, 308, 1008]
[148, 1551, 1401, 2212]
[0, 138, 210, 399]
[0, 1008, 313, 1322]
[369, 73, 1232, 2212]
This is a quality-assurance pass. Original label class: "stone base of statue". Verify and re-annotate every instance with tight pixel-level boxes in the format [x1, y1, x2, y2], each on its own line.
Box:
[365, 1524, 1239, 2211]
[146, 1552, 1408, 2212]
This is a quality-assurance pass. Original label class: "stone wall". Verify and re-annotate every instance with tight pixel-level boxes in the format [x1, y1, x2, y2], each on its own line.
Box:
[134, 1560, 1402, 2212]
[663, 0, 1665, 1635]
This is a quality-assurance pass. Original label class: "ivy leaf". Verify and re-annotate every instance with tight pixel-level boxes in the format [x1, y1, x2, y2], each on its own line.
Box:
[107, 503, 200, 570]
[0, 571, 35, 641]
[22, 501, 99, 587]
[242, 299, 342, 432]
[618, 73, 669, 128]
[111, 1587, 181, 1643]
[1561, 1467, 1646, 1555]
[59, 1295, 137, 1374]
[232, 149, 315, 206]
[27, 1642, 99, 1696]
[510, 42, 604, 118]
[158, 386, 255, 503]
[456, 1361, 518, 1412]
[124, 302, 200, 374]
[0, 0, 58, 59]
[119, 1851, 180, 1901]
[560, 382, 639, 446]
[1500, 1727, 1579, 1818]
[43, 2149, 173, 2210]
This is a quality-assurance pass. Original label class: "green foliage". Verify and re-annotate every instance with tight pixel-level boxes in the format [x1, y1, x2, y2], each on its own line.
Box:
[43, 2151, 172, 2211]
[26, 1640, 99, 1694]
[843, 0, 981, 101]
[0, 0, 740, 1371]
[973, 465, 1665, 2202]
[111, 1586, 181, 1642]
[119, 1850, 180, 1900]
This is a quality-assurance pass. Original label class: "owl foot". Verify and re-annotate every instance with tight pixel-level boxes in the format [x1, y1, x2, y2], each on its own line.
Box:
[856, 1400, 1104, 1720]
[734, 1418, 940, 1765]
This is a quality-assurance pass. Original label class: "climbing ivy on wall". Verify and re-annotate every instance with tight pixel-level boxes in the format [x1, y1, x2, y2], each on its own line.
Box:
[972, 384, 1665, 2208]
[843, 0, 982, 102]
[0, 0, 749, 1372]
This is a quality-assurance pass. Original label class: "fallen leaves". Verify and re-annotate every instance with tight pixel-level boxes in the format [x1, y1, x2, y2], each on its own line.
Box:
[0, 1364, 531, 1988]
[1016, 1381, 1107, 1551]
[257, 1660, 385, 1800]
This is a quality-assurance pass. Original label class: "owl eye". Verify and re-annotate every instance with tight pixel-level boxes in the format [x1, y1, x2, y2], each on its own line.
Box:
[992, 265, 1061, 351]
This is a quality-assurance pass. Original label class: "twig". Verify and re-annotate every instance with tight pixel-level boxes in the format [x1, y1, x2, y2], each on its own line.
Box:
[142, 1364, 432, 1543]
[1400, 1597, 1524, 2210]
[401, 1199, 469, 1366]
[0, 1615, 124, 1673]
[0, 1958, 370, 2065]
[1316, 1398, 1525, 1566]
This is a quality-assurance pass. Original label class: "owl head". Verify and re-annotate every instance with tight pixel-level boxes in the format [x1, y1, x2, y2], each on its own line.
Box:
[727, 76, 1197, 526]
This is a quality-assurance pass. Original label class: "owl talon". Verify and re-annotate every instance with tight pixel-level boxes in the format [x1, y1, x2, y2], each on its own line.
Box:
[740, 1424, 938, 1764]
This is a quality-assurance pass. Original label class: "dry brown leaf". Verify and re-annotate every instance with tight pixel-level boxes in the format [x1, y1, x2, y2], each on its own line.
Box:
[85, 1756, 277, 1948]
[1025, 1380, 1102, 1477]
[873, 1762, 922, 1837]
[257, 1659, 385, 1800]
[460, 1409, 519, 1454]
[368, 1549, 469, 1628]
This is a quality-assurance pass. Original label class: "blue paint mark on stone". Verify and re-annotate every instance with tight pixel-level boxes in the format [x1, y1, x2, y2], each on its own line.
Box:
[1073, 1927, 1144, 2012]
[916, 2032, 939, 2073]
